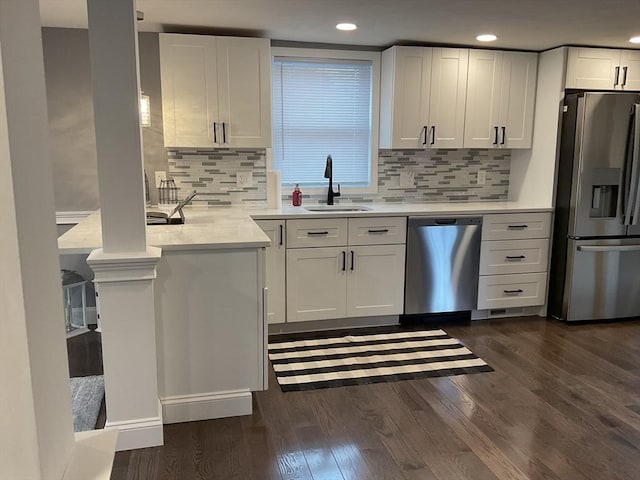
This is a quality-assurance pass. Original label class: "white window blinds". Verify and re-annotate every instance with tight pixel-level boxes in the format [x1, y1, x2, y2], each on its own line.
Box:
[272, 56, 373, 187]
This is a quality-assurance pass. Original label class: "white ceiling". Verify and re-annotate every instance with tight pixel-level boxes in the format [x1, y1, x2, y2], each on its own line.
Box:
[39, 0, 640, 52]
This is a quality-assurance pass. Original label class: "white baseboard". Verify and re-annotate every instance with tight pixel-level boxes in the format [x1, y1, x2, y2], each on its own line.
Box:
[268, 315, 399, 335]
[105, 401, 164, 451]
[160, 390, 253, 424]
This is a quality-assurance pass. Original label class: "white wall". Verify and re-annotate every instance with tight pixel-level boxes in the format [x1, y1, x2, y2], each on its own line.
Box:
[509, 47, 567, 207]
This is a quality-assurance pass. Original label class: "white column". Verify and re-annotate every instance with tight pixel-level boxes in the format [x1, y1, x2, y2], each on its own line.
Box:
[0, 0, 75, 478]
[87, 0, 147, 254]
[85, 0, 163, 451]
[88, 249, 163, 451]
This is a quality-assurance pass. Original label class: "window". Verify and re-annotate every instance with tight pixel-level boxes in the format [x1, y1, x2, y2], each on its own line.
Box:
[271, 48, 380, 192]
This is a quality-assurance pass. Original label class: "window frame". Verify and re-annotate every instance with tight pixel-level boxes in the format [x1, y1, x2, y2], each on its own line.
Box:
[270, 47, 380, 195]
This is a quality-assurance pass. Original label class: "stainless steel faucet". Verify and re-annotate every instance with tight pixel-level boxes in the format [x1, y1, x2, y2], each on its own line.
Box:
[324, 155, 341, 205]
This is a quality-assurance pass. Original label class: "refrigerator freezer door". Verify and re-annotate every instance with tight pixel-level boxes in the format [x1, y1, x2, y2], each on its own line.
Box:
[564, 238, 640, 321]
[570, 93, 638, 238]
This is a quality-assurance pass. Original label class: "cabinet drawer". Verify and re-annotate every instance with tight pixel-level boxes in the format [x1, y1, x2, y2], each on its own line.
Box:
[480, 238, 549, 275]
[477, 273, 547, 309]
[482, 212, 551, 240]
[348, 217, 407, 245]
[286, 218, 348, 248]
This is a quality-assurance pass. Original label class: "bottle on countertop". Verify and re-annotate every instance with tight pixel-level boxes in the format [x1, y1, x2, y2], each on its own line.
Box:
[292, 183, 302, 206]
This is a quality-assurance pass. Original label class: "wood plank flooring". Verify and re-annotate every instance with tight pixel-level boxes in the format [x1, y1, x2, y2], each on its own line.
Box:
[110, 317, 640, 480]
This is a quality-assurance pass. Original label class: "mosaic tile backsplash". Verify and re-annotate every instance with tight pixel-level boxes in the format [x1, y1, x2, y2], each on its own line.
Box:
[168, 148, 511, 205]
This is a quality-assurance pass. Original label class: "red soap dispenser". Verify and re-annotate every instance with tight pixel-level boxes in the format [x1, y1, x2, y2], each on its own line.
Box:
[292, 184, 302, 206]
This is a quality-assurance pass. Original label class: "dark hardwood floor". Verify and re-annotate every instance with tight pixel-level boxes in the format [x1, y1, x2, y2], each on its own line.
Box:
[109, 316, 640, 480]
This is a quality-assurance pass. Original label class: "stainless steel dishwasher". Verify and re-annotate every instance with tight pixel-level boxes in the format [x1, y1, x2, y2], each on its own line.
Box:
[404, 217, 482, 315]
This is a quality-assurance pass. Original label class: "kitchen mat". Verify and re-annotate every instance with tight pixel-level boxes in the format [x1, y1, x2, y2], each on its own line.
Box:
[268, 329, 493, 392]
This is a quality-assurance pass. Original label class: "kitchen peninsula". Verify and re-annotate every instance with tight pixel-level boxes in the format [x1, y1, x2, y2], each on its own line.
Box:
[59, 209, 271, 425]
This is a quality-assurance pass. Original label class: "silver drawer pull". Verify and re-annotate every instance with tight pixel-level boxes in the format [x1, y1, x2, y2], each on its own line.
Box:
[505, 255, 526, 260]
[307, 231, 329, 236]
[368, 229, 389, 234]
[507, 225, 528, 230]
[504, 289, 524, 294]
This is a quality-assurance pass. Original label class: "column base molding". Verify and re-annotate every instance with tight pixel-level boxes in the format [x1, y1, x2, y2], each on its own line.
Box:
[105, 401, 163, 451]
[160, 390, 253, 424]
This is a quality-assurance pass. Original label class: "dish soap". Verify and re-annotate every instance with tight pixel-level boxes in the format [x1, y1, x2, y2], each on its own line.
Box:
[292, 183, 302, 206]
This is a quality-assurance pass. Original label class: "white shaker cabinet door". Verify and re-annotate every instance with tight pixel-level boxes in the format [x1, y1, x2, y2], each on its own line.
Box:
[346, 245, 406, 318]
[500, 51, 537, 148]
[286, 247, 347, 322]
[216, 37, 272, 148]
[255, 220, 286, 324]
[428, 48, 468, 149]
[619, 49, 640, 90]
[565, 48, 621, 89]
[159, 34, 219, 148]
[464, 49, 503, 148]
[380, 46, 432, 149]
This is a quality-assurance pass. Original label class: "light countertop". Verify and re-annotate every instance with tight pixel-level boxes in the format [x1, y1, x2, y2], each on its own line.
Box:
[58, 208, 271, 254]
[58, 201, 553, 254]
[247, 201, 553, 219]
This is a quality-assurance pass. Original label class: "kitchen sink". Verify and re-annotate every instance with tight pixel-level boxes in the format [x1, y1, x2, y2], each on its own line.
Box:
[304, 205, 373, 212]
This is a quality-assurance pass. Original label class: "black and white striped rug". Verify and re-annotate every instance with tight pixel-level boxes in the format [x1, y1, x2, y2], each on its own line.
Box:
[268, 329, 493, 392]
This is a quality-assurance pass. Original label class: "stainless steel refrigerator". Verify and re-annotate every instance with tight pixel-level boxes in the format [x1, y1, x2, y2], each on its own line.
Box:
[549, 92, 640, 322]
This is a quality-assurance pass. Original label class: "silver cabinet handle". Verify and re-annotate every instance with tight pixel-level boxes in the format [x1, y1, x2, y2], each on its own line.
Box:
[577, 245, 640, 252]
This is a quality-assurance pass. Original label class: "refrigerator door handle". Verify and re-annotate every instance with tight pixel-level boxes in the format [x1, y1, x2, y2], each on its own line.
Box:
[623, 104, 640, 225]
[577, 245, 640, 252]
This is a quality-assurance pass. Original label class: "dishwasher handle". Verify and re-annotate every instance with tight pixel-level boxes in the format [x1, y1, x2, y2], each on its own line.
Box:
[408, 216, 483, 228]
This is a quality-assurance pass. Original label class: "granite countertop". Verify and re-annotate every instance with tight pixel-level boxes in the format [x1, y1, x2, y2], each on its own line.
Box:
[58, 201, 553, 254]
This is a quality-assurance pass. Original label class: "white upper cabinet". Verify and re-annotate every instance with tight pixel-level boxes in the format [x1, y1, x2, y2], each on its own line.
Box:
[566, 47, 640, 90]
[380, 46, 467, 149]
[618, 49, 640, 90]
[465, 50, 537, 149]
[428, 48, 469, 148]
[380, 46, 431, 149]
[464, 50, 503, 148]
[160, 34, 271, 148]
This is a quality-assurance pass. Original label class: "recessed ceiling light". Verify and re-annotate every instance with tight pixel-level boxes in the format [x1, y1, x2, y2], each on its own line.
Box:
[476, 34, 498, 42]
[630, 36, 640, 44]
[336, 23, 357, 31]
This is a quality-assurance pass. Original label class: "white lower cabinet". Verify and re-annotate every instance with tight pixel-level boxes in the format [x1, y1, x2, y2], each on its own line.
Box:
[255, 220, 286, 324]
[286, 247, 347, 322]
[477, 212, 552, 311]
[478, 273, 547, 310]
[346, 245, 406, 318]
[284, 216, 407, 323]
